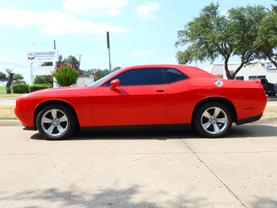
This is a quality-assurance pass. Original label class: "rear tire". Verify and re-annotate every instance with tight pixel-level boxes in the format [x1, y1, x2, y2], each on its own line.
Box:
[36, 104, 76, 140]
[193, 102, 232, 138]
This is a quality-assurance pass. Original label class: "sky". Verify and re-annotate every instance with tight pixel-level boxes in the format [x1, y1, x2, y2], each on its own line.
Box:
[0, 0, 275, 82]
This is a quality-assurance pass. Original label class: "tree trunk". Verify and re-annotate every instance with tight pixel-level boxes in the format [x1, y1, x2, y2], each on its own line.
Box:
[268, 55, 277, 68]
[6, 73, 14, 94]
[231, 62, 245, 79]
[224, 56, 232, 79]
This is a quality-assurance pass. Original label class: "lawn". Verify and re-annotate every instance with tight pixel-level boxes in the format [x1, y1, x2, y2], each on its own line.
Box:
[0, 86, 23, 99]
[0, 86, 5, 94]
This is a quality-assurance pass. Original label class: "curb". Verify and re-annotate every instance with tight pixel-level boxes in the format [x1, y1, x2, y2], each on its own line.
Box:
[0, 119, 21, 126]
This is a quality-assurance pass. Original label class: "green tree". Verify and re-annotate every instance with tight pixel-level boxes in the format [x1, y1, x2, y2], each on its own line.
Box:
[0, 71, 7, 81]
[93, 69, 110, 81]
[255, 6, 277, 67]
[176, 3, 268, 79]
[53, 65, 78, 87]
[13, 73, 25, 84]
[34, 75, 53, 86]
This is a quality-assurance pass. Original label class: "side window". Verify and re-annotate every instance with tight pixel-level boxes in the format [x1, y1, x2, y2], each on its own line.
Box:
[106, 68, 165, 86]
[164, 68, 187, 83]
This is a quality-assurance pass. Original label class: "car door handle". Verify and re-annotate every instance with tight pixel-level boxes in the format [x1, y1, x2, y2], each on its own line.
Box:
[156, 89, 165, 92]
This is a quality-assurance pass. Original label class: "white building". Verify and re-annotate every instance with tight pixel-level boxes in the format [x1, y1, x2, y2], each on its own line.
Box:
[208, 61, 277, 84]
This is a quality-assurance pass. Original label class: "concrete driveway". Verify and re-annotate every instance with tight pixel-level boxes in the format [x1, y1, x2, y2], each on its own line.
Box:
[0, 125, 277, 208]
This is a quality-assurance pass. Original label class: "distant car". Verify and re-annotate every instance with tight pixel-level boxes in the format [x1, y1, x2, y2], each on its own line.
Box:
[260, 78, 276, 96]
[15, 64, 267, 139]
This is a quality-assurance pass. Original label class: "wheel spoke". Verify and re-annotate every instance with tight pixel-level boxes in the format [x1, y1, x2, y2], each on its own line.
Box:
[51, 110, 57, 119]
[203, 121, 211, 130]
[217, 118, 227, 124]
[42, 117, 52, 124]
[59, 115, 68, 122]
[203, 111, 211, 119]
[57, 125, 65, 133]
[46, 124, 55, 134]
[214, 108, 221, 118]
[213, 123, 220, 134]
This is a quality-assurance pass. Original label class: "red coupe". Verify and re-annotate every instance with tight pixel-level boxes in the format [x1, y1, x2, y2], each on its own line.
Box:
[15, 64, 267, 139]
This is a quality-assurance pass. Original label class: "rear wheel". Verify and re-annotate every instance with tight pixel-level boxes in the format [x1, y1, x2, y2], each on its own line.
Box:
[193, 102, 232, 138]
[36, 104, 76, 139]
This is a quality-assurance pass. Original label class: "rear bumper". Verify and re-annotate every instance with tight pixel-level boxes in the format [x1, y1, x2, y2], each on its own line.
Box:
[236, 114, 262, 125]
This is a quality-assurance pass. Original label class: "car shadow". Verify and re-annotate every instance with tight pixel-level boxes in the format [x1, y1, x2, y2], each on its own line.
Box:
[30, 124, 277, 141]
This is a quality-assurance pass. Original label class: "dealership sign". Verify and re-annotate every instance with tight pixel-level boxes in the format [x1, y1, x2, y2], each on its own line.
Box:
[27, 51, 56, 61]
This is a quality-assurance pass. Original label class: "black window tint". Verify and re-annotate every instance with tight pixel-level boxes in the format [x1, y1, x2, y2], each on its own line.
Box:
[164, 68, 187, 83]
[110, 68, 165, 86]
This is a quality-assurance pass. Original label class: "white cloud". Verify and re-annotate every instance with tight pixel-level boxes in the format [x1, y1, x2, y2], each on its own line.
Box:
[63, 0, 128, 16]
[0, 8, 127, 36]
[135, 2, 161, 21]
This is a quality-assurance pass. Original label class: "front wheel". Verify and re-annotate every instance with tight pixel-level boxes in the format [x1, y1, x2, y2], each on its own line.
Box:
[193, 102, 232, 138]
[36, 104, 76, 139]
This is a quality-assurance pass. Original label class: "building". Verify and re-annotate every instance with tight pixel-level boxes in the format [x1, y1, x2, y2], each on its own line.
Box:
[208, 61, 277, 84]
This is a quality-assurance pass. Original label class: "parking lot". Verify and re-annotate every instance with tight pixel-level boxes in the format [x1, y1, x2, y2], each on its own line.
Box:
[0, 124, 277, 208]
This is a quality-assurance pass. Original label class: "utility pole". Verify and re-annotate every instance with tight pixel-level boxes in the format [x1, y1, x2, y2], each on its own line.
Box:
[107, 31, 112, 71]
[53, 40, 56, 50]
[78, 54, 82, 69]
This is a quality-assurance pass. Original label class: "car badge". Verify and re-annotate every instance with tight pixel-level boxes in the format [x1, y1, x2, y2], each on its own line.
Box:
[214, 80, 223, 87]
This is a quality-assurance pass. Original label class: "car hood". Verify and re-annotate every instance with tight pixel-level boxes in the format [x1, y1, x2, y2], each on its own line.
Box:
[25, 86, 96, 98]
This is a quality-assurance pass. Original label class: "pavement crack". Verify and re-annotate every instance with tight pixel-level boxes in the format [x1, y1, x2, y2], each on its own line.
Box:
[180, 139, 248, 208]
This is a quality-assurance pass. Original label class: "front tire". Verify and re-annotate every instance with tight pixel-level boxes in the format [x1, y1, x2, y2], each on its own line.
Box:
[36, 104, 76, 139]
[193, 102, 232, 138]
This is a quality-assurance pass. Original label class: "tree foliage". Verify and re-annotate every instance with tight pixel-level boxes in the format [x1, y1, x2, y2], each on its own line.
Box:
[53, 64, 78, 87]
[13, 73, 25, 84]
[0, 71, 6, 81]
[56, 55, 80, 72]
[255, 5, 277, 67]
[176, 3, 272, 79]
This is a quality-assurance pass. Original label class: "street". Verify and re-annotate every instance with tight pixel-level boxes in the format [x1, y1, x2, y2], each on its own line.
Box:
[0, 125, 277, 208]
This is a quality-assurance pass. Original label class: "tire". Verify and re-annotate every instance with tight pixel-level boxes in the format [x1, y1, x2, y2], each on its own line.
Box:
[36, 104, 76, 139]
[193, 102, 232, 138]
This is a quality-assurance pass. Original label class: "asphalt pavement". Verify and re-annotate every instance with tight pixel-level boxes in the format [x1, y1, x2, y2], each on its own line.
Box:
[0, 125, 277, 208]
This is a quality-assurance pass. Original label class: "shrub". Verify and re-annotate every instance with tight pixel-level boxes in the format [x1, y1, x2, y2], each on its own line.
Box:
[12, 83, 29, 93]
[34, 75, 53, 86]
[29, 84, 52, 92]
[53, 65, 78, 87]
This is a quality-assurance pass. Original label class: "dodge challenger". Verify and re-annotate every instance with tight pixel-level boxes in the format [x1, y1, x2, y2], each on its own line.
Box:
[15, 64, 267, 139]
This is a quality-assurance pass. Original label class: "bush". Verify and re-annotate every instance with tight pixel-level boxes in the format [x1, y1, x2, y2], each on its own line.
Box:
[34, 75, 53, 86]
[53, 65, 78, 87]
[12, 84, 29, 93]
[29, 84, 52, 92]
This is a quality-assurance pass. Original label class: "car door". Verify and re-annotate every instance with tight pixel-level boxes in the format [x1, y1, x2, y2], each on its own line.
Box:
[92, 68, 168, 126]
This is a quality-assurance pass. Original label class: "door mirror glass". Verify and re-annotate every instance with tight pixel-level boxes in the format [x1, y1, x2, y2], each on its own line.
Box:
[110, 79, 120, 90]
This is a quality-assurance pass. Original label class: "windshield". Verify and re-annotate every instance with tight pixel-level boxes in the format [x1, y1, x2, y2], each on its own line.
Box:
[90, 70, 119, 87]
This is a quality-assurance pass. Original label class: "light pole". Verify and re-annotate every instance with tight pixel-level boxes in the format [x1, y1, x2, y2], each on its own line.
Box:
[107, 31, 112, 71]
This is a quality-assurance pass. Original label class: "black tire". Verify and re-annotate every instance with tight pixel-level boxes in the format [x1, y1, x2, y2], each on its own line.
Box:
[36, 104, 76, 140]
[193, 102, 232, 138]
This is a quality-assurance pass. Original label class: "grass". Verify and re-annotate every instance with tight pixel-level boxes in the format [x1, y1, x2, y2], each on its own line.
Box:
[0, 86, 23, 99]
[0, 106, 16, 119]
[0, 86, 5, 93]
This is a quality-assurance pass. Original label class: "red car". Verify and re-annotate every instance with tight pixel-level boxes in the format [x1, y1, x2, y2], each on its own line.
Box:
[15, 64, 267, 139]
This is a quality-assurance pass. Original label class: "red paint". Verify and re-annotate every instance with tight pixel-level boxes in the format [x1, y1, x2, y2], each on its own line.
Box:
[15, 64, 267, 129]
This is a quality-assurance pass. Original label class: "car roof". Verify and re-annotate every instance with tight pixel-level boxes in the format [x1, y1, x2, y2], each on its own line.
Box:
[122, 64, 216, 78]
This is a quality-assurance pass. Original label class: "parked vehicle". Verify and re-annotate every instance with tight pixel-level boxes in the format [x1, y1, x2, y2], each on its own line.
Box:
[260, 78, 276, 96]
[15, 64, 267, 139]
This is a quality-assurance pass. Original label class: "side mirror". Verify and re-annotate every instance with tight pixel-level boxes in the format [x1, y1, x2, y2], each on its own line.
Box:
[110, 79, 120, 91]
